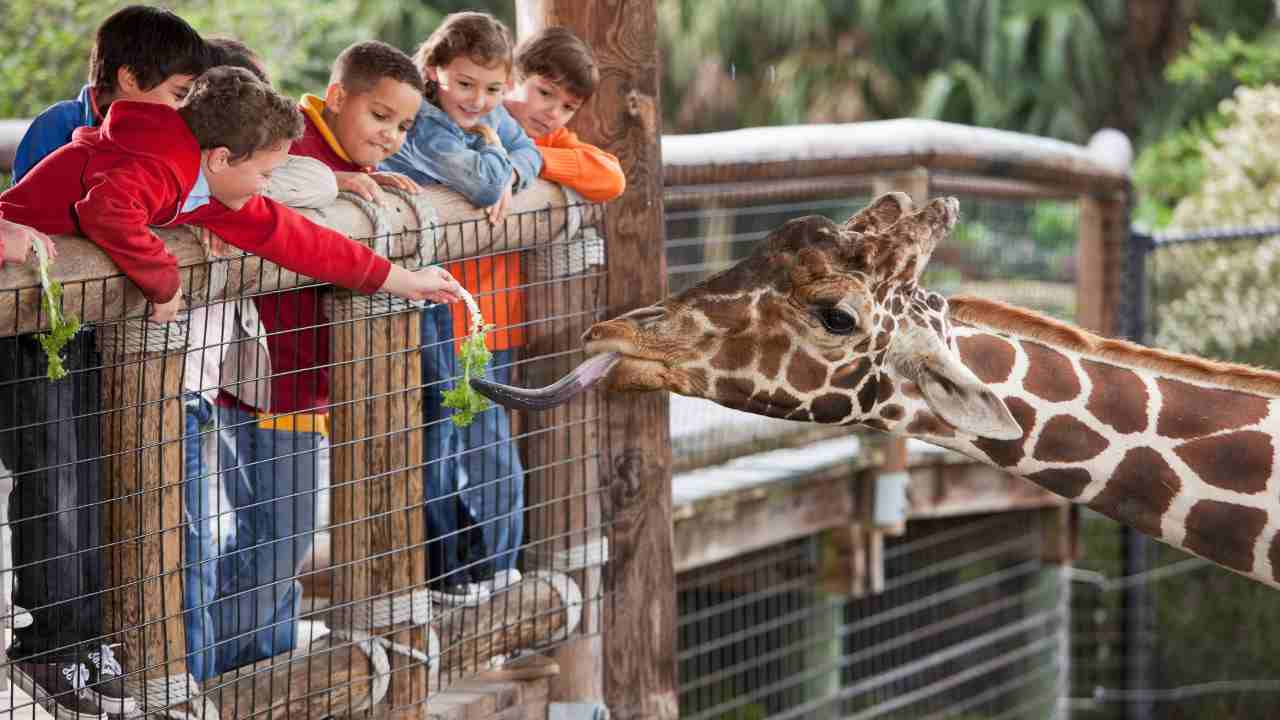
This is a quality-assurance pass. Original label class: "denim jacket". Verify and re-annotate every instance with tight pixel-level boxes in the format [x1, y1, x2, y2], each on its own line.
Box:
[380, 100, 543, 207]
[13, 85, 99, 184]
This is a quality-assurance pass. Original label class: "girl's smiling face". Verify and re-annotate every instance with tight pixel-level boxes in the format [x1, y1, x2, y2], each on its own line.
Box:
[427, 55, 510, 129]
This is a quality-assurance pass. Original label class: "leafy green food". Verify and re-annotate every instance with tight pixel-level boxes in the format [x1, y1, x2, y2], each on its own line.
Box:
[33, 239, 80, 381]
[440, 288, 493, 427]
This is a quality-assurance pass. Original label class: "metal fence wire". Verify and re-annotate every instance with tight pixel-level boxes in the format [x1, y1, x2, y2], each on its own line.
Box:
[1065, 225, 1280, 720]
[0, 200, 612, 720]
[665, 170, 1081, 719]
[676, 513, 1068, 720]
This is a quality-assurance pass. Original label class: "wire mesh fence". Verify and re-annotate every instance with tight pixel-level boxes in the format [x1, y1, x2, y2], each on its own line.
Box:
[677, 512, 1068, 720]
[1064, 224, 1280, 719]
[0, 197, 611, 719]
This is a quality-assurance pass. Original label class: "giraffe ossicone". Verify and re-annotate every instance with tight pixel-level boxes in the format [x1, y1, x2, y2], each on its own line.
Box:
[474, 192, 1280, 589]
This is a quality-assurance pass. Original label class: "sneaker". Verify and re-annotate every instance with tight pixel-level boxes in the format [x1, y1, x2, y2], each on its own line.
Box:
[12, 658, 105, 720]
[475, 568, 522, 594]
[80, 645, 136, 716]
[429, 582, 490, 607]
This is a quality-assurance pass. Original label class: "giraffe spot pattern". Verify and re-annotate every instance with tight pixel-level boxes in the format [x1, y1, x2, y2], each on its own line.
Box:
[1082, 360, 1148, 434]
[711, 336, 756, 372]
[746, 388, 802, 417]
[1021, 343, 1080, 402]
[786, 351, 828, 393]
[875, 374, 895, 403]
[1033, 415, 1108, 463]
[757, 334, 791, 379]
[880, 404, 904, 421]
[863, 418, 891, 432]
[1026, 467, 1092, 500]
[956, 335, 1017, 384]
[1155, 378, 1269, 440]
[714, 376, 756, 407]
[1184, 500, 1266, 574]
[700, 295, 753, 332]
[857, 377, 879, 414]
[831, 358, 872, 390]
[1174, 431, 1274, 494]
[901, 382, 923, 399]
[973, 397, 1036, 467]
[812, 393, 854, 423]
[1089, 447, 1180, 539]
[905, 410, 955, 438]
[788, 408, 812, 422]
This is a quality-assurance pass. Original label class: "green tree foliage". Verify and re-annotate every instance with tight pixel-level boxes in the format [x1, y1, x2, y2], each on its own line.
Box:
[0, 0, 509, 118]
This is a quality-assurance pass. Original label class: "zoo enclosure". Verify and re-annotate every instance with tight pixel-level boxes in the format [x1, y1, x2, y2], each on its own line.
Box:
[0, 176, 613, 720]
[659, 119, 1132, 719]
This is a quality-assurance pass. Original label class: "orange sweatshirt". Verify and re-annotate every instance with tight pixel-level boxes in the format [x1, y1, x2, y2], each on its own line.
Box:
[445, 128, 625, 351]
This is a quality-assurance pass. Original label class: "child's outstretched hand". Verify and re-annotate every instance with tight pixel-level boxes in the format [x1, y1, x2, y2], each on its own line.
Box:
[369, 172, 423, 194]
[150, 286, 184, 323]
[467, 124, 501, 147]
[379, 264, 463, 303]
[0, 219, 56, 266]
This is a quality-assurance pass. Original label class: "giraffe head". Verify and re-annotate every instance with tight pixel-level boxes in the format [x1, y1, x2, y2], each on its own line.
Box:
[478, 192, 1021, 440]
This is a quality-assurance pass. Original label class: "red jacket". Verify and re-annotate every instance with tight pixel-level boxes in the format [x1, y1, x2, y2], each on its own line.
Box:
[0, 101, 391, 306]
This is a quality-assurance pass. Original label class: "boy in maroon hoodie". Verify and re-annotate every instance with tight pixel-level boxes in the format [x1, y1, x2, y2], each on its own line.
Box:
[0, 66, 461, 687]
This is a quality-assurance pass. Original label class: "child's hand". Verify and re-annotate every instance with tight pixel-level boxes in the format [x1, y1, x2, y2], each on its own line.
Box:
[0, 219, 55, 265]
[378, 264, 463, 303]
[486, 179, 514, 226]
[466, 125, 501, 146]
[150, 286, 184, 323]
[369, 172, 423, 194]
[413, 266, 465, 304]
[336, 171, 389, 206]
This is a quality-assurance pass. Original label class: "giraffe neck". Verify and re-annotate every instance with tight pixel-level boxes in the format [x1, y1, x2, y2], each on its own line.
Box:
[904, 299, 1280, 588]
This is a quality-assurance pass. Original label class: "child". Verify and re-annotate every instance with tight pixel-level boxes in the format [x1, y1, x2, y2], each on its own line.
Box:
[0, 6, 205, 716]
[0, 67, 462, 691]
[381, 11, 542, 598]
[207, 40, 424, 676]
[11, 5, 205, 185]
[504, 26, 626, 203]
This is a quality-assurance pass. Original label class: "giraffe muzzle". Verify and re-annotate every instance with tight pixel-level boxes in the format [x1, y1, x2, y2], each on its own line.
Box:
[469, 351, 622, 411]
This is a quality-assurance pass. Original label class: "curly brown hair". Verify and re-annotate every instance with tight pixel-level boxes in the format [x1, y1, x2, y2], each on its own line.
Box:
[332, 41, 425, 96]
[413, 11, 514, 80]
[178, 67, 303, 162]
[515, 27, 599, 101]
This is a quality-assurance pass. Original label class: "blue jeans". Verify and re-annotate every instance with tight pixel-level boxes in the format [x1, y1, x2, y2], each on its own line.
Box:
[213, 405, 324, 674]
[421, 304, 525, 584]
[182, 393, 218, 681]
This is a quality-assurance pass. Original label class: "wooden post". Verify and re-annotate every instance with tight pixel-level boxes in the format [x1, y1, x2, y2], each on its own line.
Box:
[328, 294, 429, 718]
[516, 2, 677, 717]
[98, 325, 188, 705]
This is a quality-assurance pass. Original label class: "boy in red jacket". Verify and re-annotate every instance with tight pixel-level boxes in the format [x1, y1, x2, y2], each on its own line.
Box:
[0, 66, 461, 681]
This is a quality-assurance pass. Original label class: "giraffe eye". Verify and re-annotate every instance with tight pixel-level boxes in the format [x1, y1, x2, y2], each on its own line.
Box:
[816, 307, 858, 335]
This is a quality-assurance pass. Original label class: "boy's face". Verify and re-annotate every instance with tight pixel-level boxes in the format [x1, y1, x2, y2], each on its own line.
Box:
[325, 77, 422, 167]
[203, 141, 290, 211]
[117, 67, 195, 108]
[426, 56, 509, 129]
[505, 74, 583, 138]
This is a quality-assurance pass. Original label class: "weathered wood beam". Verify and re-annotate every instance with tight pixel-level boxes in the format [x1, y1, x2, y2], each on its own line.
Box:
[0, 180, 573, 336]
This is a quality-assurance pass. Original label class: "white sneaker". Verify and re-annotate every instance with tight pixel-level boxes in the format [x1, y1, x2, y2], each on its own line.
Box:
[476, 569, 522, 594]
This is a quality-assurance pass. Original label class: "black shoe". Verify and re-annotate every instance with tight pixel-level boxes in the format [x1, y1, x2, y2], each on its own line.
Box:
[80, 645, 135, 716]
[12, 658, 105, 719]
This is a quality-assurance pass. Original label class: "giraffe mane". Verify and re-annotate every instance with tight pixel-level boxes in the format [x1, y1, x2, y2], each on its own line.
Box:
[949, 295, 1280, 398]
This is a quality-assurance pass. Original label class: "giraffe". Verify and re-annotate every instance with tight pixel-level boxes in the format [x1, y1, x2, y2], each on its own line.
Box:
[474, 192, 1280, 589]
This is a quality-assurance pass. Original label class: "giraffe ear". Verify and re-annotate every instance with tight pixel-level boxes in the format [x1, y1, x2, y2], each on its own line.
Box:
[896, 329, 1022, 440]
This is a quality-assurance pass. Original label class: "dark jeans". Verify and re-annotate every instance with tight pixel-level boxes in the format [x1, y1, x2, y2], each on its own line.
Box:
[0, 332, 102, 661]
[420, 304, 525, 586]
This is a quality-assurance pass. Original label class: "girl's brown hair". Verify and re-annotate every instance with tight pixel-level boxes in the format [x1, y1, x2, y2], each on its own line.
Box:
[413, 11, 514, 80]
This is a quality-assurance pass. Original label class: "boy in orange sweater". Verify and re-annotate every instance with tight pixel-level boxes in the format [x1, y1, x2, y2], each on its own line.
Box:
[503, 26, 625, 203]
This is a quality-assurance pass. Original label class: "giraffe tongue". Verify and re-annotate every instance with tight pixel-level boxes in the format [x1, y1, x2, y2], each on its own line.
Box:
[469, 352, 622, 411]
